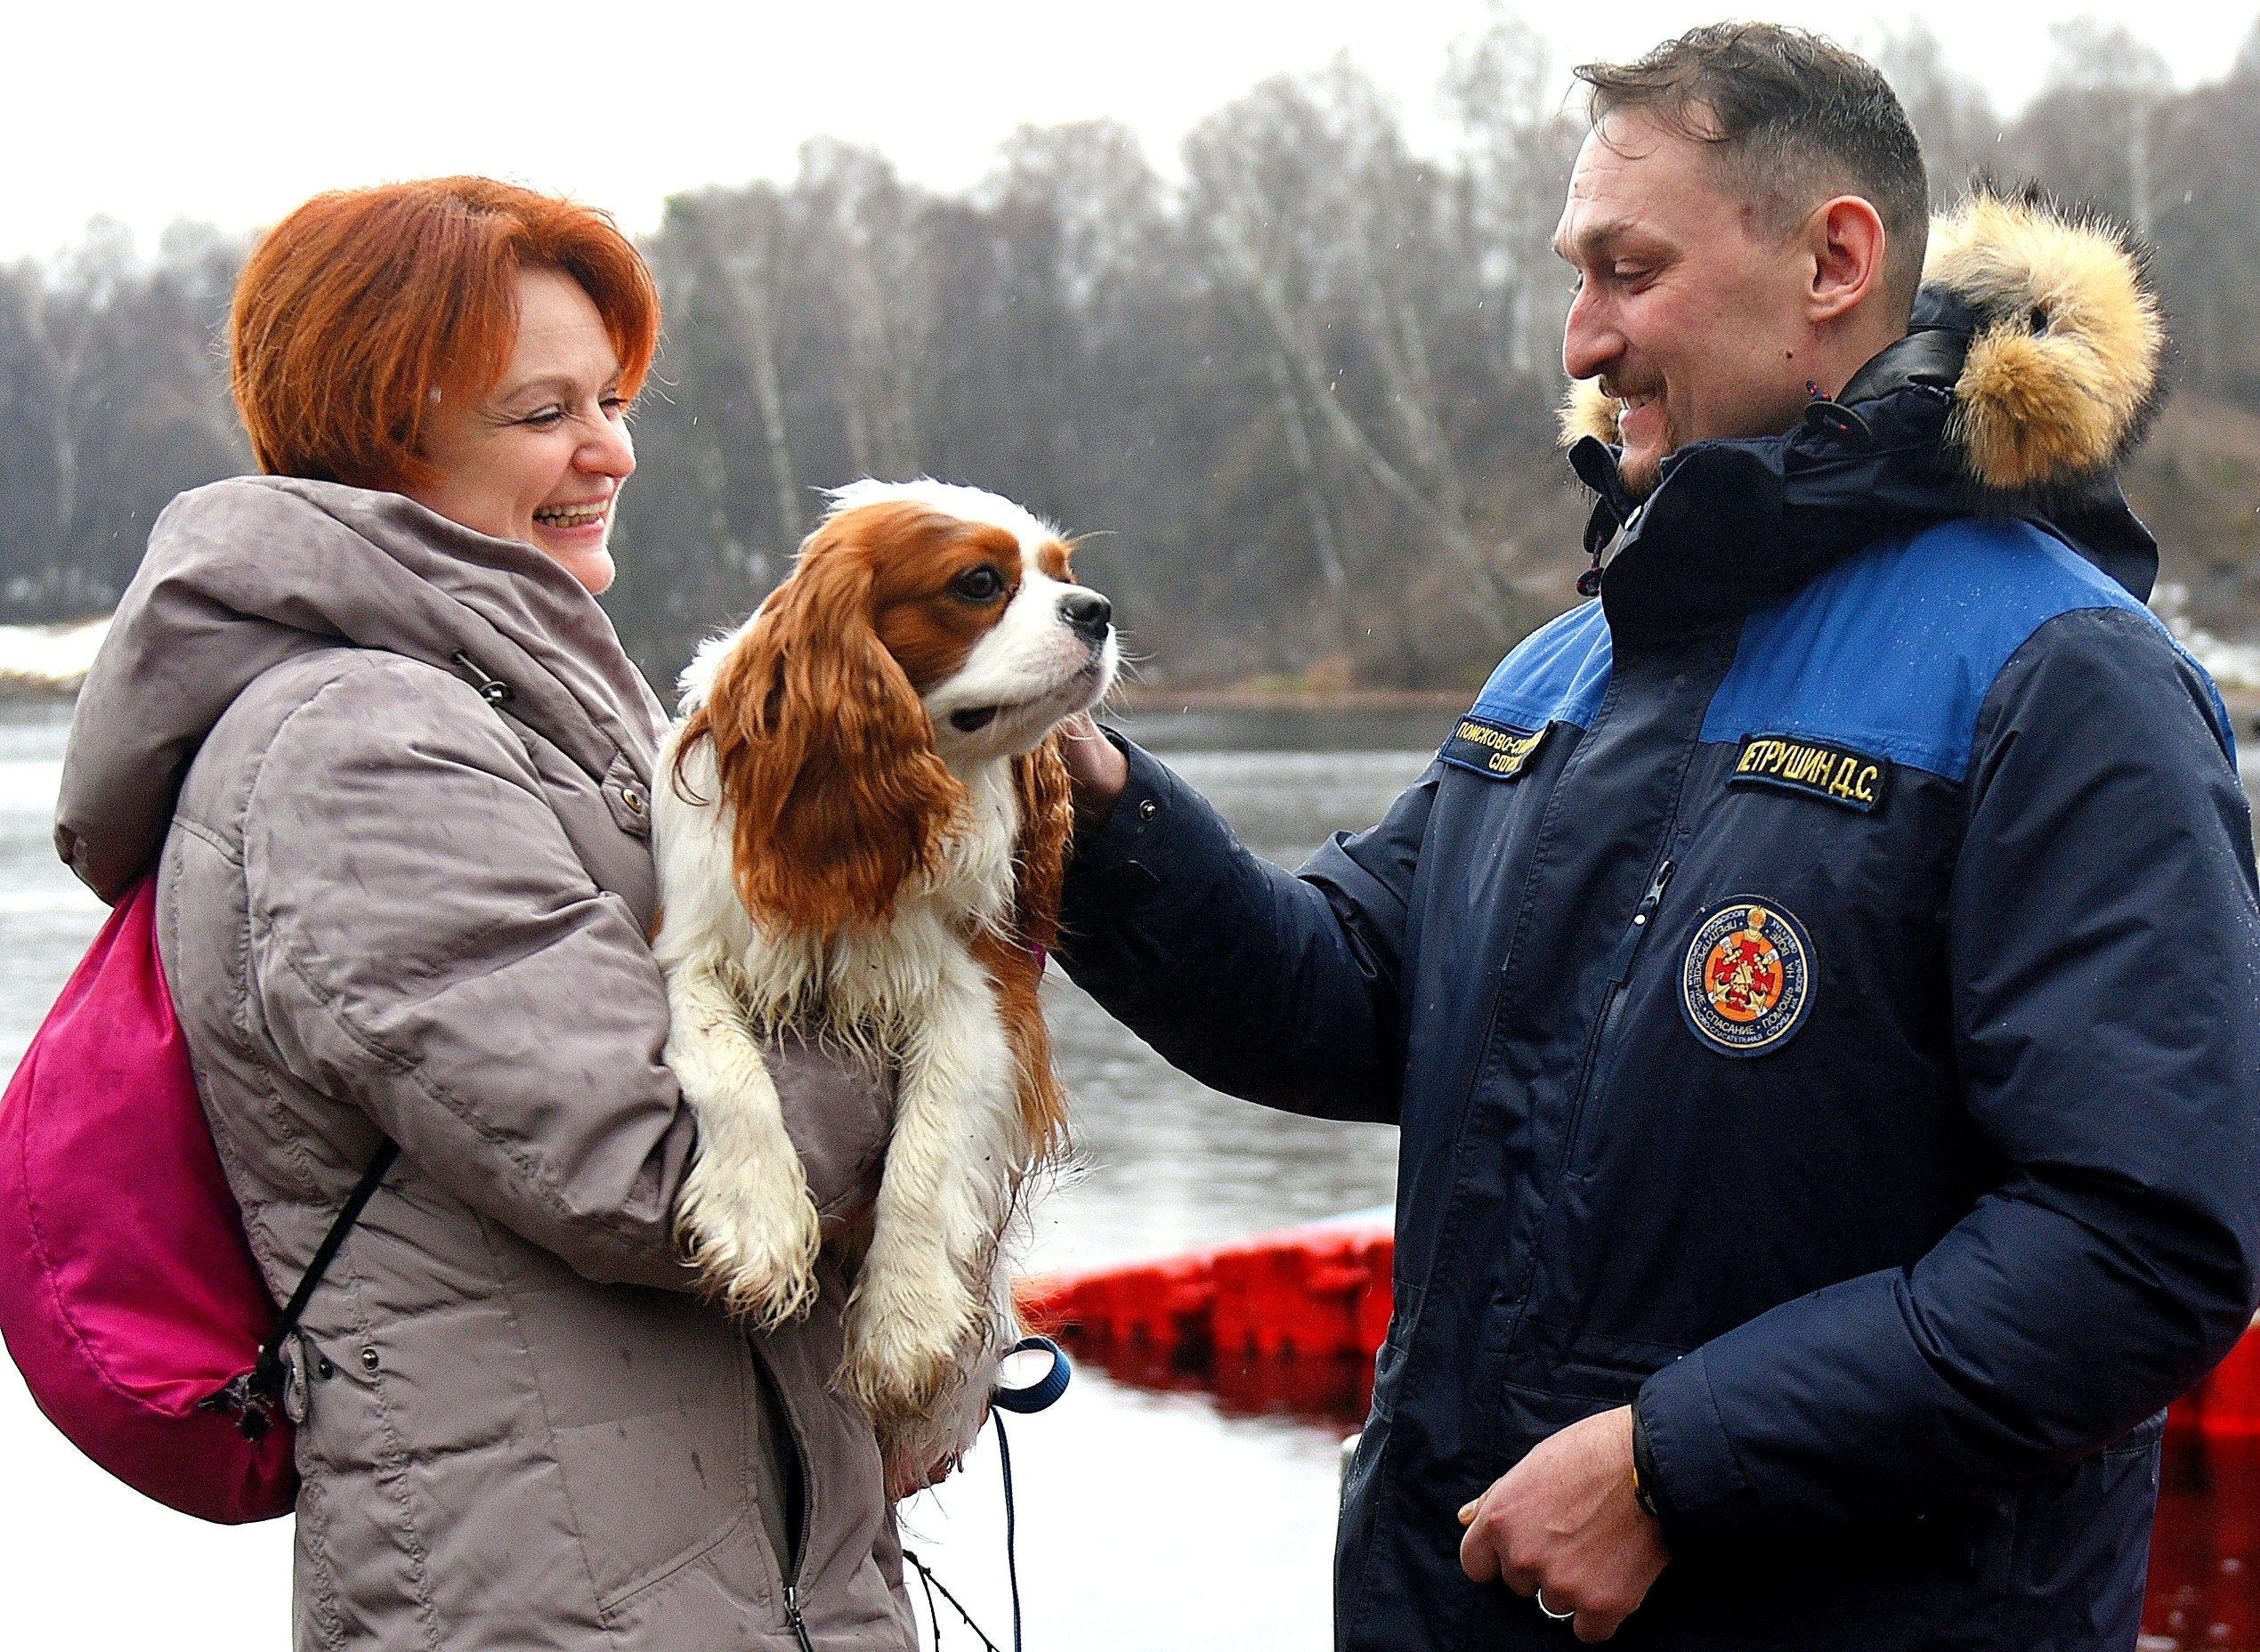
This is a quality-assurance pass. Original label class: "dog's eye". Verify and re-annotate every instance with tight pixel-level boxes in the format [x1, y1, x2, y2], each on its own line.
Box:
[952, 566, 1006, 602]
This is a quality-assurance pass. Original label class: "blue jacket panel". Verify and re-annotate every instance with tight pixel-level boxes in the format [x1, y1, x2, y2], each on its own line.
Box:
[1059, 346, 2260, 1648]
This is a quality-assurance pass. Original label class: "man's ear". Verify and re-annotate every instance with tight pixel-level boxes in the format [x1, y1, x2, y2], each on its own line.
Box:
[1807, 195, 1888, 323]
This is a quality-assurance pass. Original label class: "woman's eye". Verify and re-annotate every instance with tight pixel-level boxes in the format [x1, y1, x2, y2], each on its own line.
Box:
[522, 407, 568, 429]
[952, 567, 1005, 602]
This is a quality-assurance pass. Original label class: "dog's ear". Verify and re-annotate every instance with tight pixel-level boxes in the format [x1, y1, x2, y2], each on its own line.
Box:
[1009, 733, 1076, 955]
[690, 522, 964, 937]
[989, 733, 1077, 1167]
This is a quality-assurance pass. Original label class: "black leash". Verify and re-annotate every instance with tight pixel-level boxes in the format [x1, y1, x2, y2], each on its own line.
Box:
[909, 1555, 949, 1648]
[903, 1336, 1071, 1652]
[995, 1413, 1024, 1652]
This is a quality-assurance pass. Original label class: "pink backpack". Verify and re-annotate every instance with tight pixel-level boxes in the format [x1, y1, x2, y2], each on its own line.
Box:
[0, 873, 392, 1524]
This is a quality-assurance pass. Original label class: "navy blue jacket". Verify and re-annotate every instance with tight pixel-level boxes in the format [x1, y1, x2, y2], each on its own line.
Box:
[1058, 311, 2260, 1648]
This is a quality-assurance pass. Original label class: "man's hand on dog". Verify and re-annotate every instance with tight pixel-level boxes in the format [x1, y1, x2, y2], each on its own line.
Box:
[1059, 711, 1128, 831]
[1457, 1405, 1670, 1642]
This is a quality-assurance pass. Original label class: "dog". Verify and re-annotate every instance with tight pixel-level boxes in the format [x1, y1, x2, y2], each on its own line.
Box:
[651, 479, 1117, 1487]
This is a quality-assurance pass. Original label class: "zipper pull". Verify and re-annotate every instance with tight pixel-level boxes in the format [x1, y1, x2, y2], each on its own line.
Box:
[450, 651, 514, 708]
[1632, 859, 1676, 927]
[783, 1584, 815, 1652]
[1607, 858, 1676, 984]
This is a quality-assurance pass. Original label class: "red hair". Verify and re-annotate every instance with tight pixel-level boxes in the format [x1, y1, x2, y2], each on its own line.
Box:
[228, 176, 660, 492]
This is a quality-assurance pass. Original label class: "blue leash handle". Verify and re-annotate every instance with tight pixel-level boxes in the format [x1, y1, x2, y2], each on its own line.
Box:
[991, 1335, 1067, 1652]
[989, 1334, 1071, 1414]
[904, 1337, 1069, 1652]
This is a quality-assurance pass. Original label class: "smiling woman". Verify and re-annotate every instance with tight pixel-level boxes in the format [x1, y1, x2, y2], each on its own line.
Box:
[46, 179, 921, 1650]
[227, 177, 656, 592]
[407, 265, 639, 593]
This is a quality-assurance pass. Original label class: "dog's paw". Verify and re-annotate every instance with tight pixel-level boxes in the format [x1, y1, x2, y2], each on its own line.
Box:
[676, 1148, 822, 1328]
[880, 1428, 971, 1502]
[839, 1306, 976, 1432]
[876, 1358, 995, 1499]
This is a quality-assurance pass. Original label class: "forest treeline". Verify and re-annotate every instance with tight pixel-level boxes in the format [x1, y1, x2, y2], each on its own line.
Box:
[5, 14, 2257, 691]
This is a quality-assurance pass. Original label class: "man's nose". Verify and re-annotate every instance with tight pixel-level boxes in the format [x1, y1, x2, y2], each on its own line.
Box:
[1058, 589, 1112, 643]
[1561, 286, 1621, 385]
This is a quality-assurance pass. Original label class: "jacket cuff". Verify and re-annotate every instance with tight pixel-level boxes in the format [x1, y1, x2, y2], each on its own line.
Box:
[1635, 1348, 1765, 1543]
[1631, 1402, 1667, 1520]
[1064, 731, 1213, 913]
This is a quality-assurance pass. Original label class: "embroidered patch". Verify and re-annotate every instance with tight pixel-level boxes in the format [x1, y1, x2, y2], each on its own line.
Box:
[1680, 898, 1816, 1058]
[1729, 734, 1891, 813]
[1440, 716, 1549, 781]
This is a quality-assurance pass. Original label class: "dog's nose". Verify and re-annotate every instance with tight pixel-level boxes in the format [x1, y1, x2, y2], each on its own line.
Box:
[1058, 590, 1112, 643]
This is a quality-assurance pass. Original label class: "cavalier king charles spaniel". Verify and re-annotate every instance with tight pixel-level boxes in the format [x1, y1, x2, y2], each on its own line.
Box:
[652, 480, 1116, 1486]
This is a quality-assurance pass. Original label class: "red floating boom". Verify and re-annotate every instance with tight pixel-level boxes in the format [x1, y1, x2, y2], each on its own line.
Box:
[1020, 1215, 2260, 1438]
[2175, 1322, 2260, 1439]
[1017, 1211, 1392, 1361]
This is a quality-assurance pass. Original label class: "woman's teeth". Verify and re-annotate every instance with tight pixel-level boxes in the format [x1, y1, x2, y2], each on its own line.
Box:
[535, 504, 606, 529]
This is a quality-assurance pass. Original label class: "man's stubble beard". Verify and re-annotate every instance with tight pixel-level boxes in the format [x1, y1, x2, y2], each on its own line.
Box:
[1618, 446, 1665, 504]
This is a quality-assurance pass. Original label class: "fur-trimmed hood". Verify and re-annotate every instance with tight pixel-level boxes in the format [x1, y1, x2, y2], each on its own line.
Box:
[1559, 190, 2165, 498]
[1555, 191, 2167, 637]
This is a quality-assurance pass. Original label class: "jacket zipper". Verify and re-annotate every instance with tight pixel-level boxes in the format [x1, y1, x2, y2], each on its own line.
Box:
[1559, 857, 1676, 1174]
[750, 1341, 818, 1652]
[781, 1414, 815, 1652]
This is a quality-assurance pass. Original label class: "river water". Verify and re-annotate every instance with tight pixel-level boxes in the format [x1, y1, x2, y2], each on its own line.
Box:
[2, 698, 2256, 1649]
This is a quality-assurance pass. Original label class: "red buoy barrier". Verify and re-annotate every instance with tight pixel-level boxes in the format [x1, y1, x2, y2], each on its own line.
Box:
[2172, 1317, 2260, 1440]
[1022, 1220, 2260, 1440]
[1018, 1211, 1394, 1361]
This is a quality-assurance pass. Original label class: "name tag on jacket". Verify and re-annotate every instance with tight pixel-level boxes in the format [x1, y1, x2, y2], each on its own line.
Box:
[1729, 733, 1892, 812]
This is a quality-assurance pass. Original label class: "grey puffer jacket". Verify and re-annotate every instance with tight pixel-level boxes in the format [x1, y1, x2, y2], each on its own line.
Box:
[57, 475, 915, 1651]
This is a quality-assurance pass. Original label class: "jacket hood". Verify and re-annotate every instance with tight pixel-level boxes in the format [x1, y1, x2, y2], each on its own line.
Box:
[1554, 191, 2167, 641]
[57, 475, 665, 902]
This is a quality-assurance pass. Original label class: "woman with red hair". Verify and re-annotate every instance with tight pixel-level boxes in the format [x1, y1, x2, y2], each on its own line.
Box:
[55, 178, 916, 1650]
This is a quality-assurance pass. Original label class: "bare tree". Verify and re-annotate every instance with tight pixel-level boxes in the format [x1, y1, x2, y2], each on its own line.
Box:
[798, 140, 924, 481]
[1440, 7, 1579, 376]
[1187, 62, 1519, 663]
[17, 14, 2256, 686]
[662, 188, 804, 546]
[1871, 20, 2004, 203]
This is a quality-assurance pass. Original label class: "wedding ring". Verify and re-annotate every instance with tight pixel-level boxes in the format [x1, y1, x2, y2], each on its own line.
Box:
[1537, 1589, 1576, 1622]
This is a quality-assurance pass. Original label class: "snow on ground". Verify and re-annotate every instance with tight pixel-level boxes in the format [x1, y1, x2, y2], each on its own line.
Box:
[2151, 584, 2260, 692]
[0, 617, 110, 693]
[2188, 631, 2260, 693]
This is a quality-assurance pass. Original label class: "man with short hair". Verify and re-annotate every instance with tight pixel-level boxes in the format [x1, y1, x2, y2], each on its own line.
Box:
[1058, 21, 2260, 1650]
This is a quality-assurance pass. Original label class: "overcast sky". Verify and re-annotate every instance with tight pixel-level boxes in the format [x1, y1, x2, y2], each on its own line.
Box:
[15, 0, 2256, 266]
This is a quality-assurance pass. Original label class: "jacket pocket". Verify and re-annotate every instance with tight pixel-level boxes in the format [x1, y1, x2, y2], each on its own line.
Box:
[1502, 1319, 1687, 1407]
[1367, 1281, 1424, 1422]
[493, 1240, 762, 1615]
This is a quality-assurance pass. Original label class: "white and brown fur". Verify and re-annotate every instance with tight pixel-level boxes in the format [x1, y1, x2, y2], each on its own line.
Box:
[652, 480, 1115, 1488]
[1559, 189, 2166, 495]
